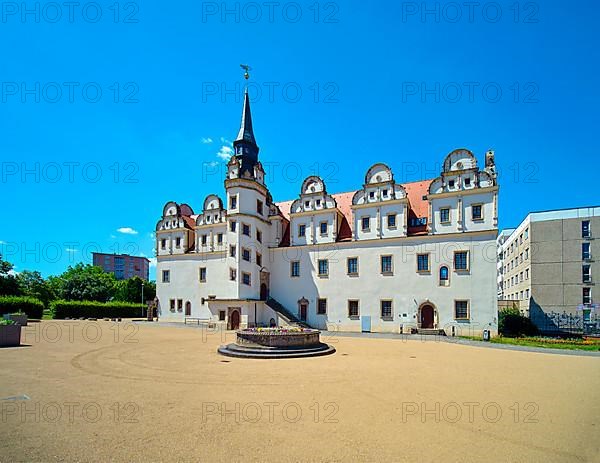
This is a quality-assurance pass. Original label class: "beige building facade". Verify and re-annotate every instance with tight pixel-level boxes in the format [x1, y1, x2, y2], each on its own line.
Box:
[498, 207, 600, 334]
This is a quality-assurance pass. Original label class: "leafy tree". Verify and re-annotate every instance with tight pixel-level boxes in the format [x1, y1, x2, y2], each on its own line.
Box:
[54, 263, 117, 302]
[16, 270, 56, 308]
[114, 277, 156, 303]
[0, 254, 20, 296]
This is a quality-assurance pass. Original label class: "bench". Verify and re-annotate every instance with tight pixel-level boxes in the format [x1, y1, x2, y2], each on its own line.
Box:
[185, 317, 215, 327]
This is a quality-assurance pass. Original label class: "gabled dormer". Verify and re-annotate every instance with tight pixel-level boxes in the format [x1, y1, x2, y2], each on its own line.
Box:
[428, 149, 499, 234]
[289, 176, 341, 245]
[351, 163, 408, 240]
[156, 201, 196, 255]
[195, 194, 227, 253]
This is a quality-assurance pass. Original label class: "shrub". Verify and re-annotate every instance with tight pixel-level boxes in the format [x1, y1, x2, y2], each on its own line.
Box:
[0, 318, 16, 326]
[0, 296, 44, 319]
[50, 300, 145, 319]
[499, 307, 538, 337]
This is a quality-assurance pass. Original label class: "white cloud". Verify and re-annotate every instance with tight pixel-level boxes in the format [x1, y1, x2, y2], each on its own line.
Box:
[201, 137, 213, 144]
[217, 145, 233, 160]
[117, 227, 139, 235]
[220, 137, 232, 144]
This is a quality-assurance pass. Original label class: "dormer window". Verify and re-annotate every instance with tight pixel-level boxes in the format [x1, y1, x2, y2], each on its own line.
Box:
[449, 180, 455, 188]
[305, 200, 310, 208]
[464, 177, 471, 186]
[382, 189, 388, 197]
[316, 199, 321, 207]
[369, 191, 375, 199]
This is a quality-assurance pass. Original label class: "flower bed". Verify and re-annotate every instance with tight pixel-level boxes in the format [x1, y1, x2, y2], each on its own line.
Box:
[237, 327, 321, 348]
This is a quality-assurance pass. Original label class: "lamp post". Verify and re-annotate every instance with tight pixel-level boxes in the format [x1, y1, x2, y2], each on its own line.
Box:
[141, 281, 145, 318]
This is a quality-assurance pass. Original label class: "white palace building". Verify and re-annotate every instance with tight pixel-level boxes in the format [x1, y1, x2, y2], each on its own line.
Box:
[155, 91, 499, 336]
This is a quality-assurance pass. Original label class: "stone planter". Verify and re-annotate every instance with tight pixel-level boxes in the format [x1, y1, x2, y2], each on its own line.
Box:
[0, 324, 22, 347]
[3, 313, 28, 326]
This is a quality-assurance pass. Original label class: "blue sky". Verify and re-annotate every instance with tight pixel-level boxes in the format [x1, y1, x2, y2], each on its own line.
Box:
[1, 0, 599, 277]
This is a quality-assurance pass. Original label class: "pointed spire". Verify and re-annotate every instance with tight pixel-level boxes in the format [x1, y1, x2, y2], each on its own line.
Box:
[235, 88, 257, 147]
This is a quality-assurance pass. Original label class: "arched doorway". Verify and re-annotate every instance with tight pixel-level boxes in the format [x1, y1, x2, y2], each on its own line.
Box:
[229, 310, 240, 330]
[420, 304, 435, 329]
[298, 297, 309, 322]
[185, 301, 191, 316]
[260, 283, 269, 300]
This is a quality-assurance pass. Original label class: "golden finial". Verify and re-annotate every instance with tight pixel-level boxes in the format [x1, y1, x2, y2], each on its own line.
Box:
[240, 64, 252, 80]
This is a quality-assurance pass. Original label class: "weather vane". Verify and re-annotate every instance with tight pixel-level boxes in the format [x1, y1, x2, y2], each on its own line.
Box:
[240, 64, 252, 80]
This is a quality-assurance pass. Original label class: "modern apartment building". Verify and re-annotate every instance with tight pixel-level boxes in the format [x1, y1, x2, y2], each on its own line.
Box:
[498, 207, 600, 333]
[92, 253, 150, 281]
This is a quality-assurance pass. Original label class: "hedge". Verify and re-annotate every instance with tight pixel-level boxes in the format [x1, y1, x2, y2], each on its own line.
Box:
[51, 300, 146, 319]
[0, 296, 44, 319]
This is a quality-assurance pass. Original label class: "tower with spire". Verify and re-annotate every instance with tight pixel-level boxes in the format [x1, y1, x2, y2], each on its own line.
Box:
[233, 88, 260, 178]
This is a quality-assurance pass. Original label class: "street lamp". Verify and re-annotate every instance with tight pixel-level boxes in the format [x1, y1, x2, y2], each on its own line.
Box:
[141, 281, 145, 318]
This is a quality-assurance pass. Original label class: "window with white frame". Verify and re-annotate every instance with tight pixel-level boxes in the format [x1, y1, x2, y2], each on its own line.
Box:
[387, 214, 397, 228]
[298, 224, 306, 237]
[380, 300, 393, 319]
[242, 272, 251, 286]
[290, 261, 300, 277]
[454, 300, 469, 319]
[417, 254, 430, 272]
[347, 257, 358, 275]
[317, 298, 327, 315]
[454, 251, 469, 271]
[348, 300, 359, 318]
[472, 204, 483, 220]
[582, 220, 591, 238]
[199, 267, 206, 282]
[380, 255, 393, 274]
[162, 270, 170, 283]
[320, 221, 328, 235]
[583, 287, 592, 305]
[440, 208, 450, 223]
[318, 259, 329, 277]
[361, 216, 370, 231]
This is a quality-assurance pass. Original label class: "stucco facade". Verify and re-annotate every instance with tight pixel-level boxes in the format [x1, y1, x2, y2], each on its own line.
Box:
[156, 90, 499, 336]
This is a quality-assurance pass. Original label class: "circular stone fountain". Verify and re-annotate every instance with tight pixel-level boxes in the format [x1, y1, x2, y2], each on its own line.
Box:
[218, 328, 336, 359]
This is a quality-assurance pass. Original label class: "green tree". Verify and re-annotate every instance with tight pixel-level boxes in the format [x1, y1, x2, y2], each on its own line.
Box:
[0, 254, 20, 296]
[114, 277, 156, 303]
[54, 263, 117, 302]
[16, 270, 56, 308]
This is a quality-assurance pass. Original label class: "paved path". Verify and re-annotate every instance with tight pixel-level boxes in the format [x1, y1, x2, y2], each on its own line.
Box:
[321, 330, 600, 357]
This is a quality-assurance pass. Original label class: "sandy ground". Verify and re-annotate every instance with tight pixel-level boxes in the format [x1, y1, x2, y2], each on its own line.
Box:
[1, 320, 599, 463]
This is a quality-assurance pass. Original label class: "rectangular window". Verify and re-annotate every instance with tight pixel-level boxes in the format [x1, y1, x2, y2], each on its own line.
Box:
[454, 251, 469, 271]
[169, 299, 175, 312]
[242, 248, 251, 262]
[320, 221, 328, 235]
[524, 228, 529, 239]
[175, 237, 181, 248]
[583, 288, 592, 305]
[217, 233, 223, 245]
[298, 224, 306, 237]
[230, 195, 237, 209]
[199, 267, 206, 282]
[417, 254, 430, 272]
[348, 300, 359, 318]
[317, 298, 327, 315]
[230, 221, 237, 232]
[380, 300, 393, 319]
[361, 216, 370, 231]
[583, 265, 591, 283]
[525, 269, 529, 280]
[582, 243, 591, 260]
[347, 257, 358, 275]
[230, 268, 237, 281]
[318, 259, 329, 277]
[582, 220, 591, 238]
[454, 300, 469, 319]
[230, 245, 236, 258]
[161, 239, 166, 250]
[242, 224, 250, 236]
[256, 199, 263, 215]
[440, 208, 450, 223]
[525, 248, 529, 260]
[381, 255, 393, 274]
[162, 270, 170, 283]
[201, 235, 207, 246]
[256, 252, 262, 267]
[256, 230, 262, 243]
[525, 289, 530, 299]
[242, 272, 251, 286]
[219, 310, 226, 321]
[472, 204, 483, 220]
[387, 214, 397, 228]
[291, 261, 300, 277]
[177, 299, 183, 311]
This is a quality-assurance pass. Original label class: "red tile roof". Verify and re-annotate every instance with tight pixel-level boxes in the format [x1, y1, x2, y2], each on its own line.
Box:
[274, 179, 434, 243]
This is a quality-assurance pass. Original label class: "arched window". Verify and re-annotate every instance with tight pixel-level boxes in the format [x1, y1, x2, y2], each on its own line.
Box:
[439, 266, 449, 286]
